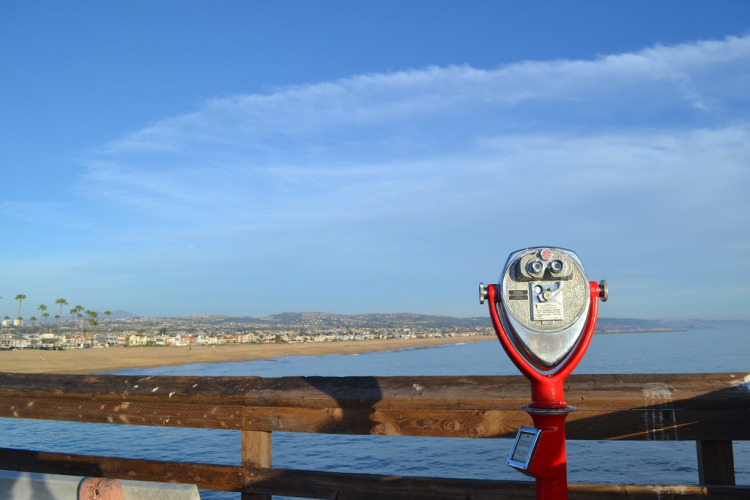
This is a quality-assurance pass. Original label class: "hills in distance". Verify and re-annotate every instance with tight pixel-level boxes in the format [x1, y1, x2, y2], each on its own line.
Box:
[112, 311, 749, 333]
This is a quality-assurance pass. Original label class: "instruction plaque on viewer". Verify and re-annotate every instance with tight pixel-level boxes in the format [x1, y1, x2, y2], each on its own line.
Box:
[507, 427, 542, 470]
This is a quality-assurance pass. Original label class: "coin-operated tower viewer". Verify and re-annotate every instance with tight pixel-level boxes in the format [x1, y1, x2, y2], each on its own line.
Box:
[480, 247, 608, 500]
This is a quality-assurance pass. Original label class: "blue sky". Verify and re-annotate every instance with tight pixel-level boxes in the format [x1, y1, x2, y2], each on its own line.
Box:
[1, 1, 749, 320]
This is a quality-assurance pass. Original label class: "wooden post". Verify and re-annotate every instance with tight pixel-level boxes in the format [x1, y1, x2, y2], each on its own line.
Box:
[242, 429, 272, 500]
[697, 440, 735, 485]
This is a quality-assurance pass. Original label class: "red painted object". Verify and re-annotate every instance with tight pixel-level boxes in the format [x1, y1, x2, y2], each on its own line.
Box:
[486, 281, 601, 407]
[485, 281, 604, 500]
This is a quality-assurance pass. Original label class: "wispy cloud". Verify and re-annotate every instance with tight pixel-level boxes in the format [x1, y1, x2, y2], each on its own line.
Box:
[95, 36, 750, 157]
[79, 36, 750, 242]
[10, 35, 749, 317]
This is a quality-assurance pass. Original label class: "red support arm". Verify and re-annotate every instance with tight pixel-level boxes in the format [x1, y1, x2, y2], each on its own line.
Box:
[486, 281, 601, 407]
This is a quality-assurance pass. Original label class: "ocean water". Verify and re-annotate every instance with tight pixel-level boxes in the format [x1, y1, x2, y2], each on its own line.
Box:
[1, 328, 748, 499]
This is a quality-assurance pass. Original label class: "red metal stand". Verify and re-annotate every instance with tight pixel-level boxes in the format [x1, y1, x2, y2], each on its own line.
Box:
[486, 281, 603, 500]
[524, 410, 570, 499]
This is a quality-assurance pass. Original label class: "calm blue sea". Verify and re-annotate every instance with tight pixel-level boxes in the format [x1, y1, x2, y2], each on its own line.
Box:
[1, 328, 748, 499]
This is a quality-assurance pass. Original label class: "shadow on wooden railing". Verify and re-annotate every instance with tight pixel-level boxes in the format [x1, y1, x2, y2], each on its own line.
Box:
[0, 372, 748, 499]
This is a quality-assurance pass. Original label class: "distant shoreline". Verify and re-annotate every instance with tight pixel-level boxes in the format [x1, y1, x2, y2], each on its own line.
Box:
[0, 336, 495, 375]
[596, 329, 688, 334]
[0, 328, 699, 375]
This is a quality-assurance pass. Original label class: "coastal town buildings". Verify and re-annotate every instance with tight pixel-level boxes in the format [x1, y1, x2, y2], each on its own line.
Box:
[0, 313, 493, 350]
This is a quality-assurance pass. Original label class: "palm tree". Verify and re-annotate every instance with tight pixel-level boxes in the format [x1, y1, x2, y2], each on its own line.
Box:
[77, 311, 85, 334]
[56, 298, 68, 315]
[14, 294, 26, 332]
[89, 318, 99, 336]
[71, 305, 85, 332]
[37, 304, 47, 333]
[14, 294, 26, 317]
[55, 298, 68, 332]
[104, 310, 112, 332]
[30, 316, 37, 345]
[87, 310, 99, 342]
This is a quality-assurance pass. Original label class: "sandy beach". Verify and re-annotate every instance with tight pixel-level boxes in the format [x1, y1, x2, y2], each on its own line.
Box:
[0, 336, 494, 375]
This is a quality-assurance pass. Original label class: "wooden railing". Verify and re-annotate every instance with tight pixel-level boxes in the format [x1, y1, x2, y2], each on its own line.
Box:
[0, 371, 748, 499]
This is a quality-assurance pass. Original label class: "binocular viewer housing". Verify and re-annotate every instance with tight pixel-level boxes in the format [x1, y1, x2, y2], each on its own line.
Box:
[483, 247, 604, 372]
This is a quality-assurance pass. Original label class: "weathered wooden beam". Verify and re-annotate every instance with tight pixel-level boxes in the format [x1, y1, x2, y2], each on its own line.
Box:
[0, 447, 243, 492]
[564, 373, 750, 410]
[0, 372, 260, 403]
[566, 483, 750, 500]
[242, 423, 272, 500]
[2, 372, 748, 411]
[243, 405, 750, 441]
[1, 448, 748, 500]
[244, 373, 750, 410]
[1, 372, 748, 441]
[697, 440, 735, 486]
[244, 406, 528, 437]
[244, 375, 531, 409]
[0, 395, 244, 429]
